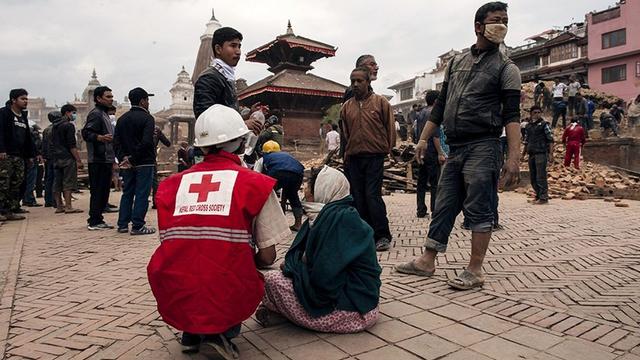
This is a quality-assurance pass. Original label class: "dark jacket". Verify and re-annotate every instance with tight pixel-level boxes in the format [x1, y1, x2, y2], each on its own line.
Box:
[0, 104, 35, 158]
[113, 107, 156, 166]
[193, 67, 238, 118]
[524, 119, 553, 155]
[51, 115, 77, 161]
[30, 126, 43, 157]
[262, 152, 304, 177]
[154, 127, 171, 148]
[431, 46, 522, 147]
[82, 104, 115, 163]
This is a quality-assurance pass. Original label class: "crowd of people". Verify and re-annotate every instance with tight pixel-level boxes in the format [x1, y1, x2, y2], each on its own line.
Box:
[2, 2, 639, 359]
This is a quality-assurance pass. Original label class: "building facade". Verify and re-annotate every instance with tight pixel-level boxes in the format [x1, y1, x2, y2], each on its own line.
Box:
[587, 0, 640, 101]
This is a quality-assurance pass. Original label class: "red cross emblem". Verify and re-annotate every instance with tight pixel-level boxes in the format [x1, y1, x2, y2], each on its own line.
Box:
[188, 174, 221, 202]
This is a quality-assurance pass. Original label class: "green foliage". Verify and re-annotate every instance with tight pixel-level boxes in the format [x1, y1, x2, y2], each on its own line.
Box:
[322, 104, 341, 125]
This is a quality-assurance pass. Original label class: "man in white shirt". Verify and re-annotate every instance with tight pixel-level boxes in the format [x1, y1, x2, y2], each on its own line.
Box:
[551, 78, 568, 128]
[325, 124, 340, 152]
[567, 75, 581, 117]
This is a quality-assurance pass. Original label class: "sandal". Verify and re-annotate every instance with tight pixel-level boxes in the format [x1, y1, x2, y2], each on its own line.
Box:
[255, 305, 287, 328]
[55, 208, 65, 214]
[394, 260, 435, 277]
[130, 226, 156, 235]
[447, 269, 485, 290]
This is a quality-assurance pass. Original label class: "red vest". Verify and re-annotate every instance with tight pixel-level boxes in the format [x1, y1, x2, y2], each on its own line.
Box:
[147, 151, 276, 334]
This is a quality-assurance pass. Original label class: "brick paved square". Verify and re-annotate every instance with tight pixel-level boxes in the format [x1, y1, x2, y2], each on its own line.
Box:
[1, 192, 639, 359]
[325, 332, 387, 356]
[547, 339, 618, 360]
[396, 333, 461, 360]
[462, 314, 520, 335]
[431, 323, 493, 347]
[283, 340, 348, 360]
[432, 304, 482, 322]
[367, 320, 423, 343]
[356, 345, 422, 360]
[470, 337, 538, 359]
[500, 326, 564, 350]
[400, 311, 455, 331]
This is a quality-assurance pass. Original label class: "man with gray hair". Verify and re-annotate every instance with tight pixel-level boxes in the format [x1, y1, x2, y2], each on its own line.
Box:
[342, 54, 379, 102]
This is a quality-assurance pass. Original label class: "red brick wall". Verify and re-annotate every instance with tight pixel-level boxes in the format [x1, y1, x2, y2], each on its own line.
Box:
[281, 115, 323, 144]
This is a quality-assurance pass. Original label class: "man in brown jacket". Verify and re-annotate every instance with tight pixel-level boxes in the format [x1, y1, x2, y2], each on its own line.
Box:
[340, 67, 395, 251]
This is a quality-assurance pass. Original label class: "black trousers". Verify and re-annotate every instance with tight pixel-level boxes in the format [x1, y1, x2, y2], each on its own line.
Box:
[88, 163, 113, 226]
[272, 170, 303, 211]
[345, 154, 392, 241]
[528, 153, 549, 201]
[416, 155, 440, 216]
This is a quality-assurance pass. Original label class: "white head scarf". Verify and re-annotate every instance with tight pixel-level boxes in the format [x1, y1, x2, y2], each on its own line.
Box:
[302, 166, 350, 225]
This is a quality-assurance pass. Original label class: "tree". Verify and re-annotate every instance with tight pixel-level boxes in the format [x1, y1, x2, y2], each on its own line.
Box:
[322, 104, 341, 125]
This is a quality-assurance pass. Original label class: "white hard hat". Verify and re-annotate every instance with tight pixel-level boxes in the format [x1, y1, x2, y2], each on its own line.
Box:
[194, 104, 250, 148]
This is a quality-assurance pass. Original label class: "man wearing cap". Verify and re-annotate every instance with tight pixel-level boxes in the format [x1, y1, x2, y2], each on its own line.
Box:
[82, 86, 117, 230]
[148, 104, 289, 358]
[113, 88, 157, 235]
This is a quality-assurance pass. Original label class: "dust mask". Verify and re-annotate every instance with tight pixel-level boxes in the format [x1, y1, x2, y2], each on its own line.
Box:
[483, 23, 508, 44]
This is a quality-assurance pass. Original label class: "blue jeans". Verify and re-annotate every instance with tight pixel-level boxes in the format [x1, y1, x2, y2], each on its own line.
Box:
[22, 162, 37, 205]
[44, 161, 55, 206]
[117, 166, 154, 230]
[425, 140, 501, 252]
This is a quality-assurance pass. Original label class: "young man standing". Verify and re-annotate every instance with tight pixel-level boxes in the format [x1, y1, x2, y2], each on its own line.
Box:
[325, 123, 340, 152]
[340, 67, 395, 251]
[193, 27, 261, 132]
[396, 2, 521, 289]
[0, 89, 36, 221]
[415, 90, 446, 218]
[148, 105, 289, 358]
[52, 105, 84, 213]
[523, 106, 553, 204]
[113, 88, 157, 235]
[567, 75, 581, 117]
[82, 86, 116, 230]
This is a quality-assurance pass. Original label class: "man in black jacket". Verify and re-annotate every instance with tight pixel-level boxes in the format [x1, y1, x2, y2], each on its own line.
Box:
[82, 86, 116, 230]
[0, 89, 36, 221]
[52, 105, 84, 214]
[113, 87, 156, 235]
[193, 26, 261, 133]
[396, 2, 521, 290]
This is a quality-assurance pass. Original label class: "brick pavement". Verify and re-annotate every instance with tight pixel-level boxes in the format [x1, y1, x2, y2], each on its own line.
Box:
[0, 190, 639, 359]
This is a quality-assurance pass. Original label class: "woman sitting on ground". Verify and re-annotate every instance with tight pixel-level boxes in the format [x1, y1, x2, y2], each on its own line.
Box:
[257, 166, 381, 333]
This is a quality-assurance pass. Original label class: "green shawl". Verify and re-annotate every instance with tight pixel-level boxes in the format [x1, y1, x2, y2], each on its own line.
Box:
[283, 196, 382, 318]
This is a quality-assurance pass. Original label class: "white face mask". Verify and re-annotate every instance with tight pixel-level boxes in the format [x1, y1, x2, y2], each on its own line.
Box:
[483, 23, 508, 44]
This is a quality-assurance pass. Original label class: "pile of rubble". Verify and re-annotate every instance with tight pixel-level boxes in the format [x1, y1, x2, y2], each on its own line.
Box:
[301, 143, 419, 193]
[515, 145, 640, 202]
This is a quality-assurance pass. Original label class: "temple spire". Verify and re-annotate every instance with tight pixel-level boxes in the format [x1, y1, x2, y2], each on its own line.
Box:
[286, 20, 294, 35]
[91, 68, 97, 79]
[211, 8, 217, 21]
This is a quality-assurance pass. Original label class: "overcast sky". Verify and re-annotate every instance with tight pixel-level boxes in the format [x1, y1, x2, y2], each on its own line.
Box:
[0, 0, 615, 111]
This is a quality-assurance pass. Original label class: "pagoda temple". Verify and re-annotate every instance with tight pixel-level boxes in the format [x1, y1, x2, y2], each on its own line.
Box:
[238, 21, 347, 142]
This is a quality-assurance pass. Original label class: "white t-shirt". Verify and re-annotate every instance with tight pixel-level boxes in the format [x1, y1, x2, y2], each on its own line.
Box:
[568, 81, 581, 97]
[552, 83, 567, 98]
[325, 130, 340, 151]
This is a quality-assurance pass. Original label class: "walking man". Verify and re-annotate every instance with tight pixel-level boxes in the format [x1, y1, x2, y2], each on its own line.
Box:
[415, 90, 446, 218]
[395, 2, 521, 289]
[340, 67, 395, 251]
[82, 86, 116, 230]
[51, 106, 84, 213]
[113, 88, 157, 235]
[523, 106, 553, 204]
[0, 89, 36, 221]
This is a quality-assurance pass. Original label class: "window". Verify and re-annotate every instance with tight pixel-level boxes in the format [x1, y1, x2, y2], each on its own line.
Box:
[549, 43, 578, 63]
[602, 29, 626, 49]
[400, 87, 413, 101]
[636, 62, 640, 78]
[602, 64, 626, 84]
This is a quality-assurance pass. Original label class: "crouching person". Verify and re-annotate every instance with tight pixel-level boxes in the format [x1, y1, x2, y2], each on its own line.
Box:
[147, 105, 290, 358]
[257, 166, 381, 333]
